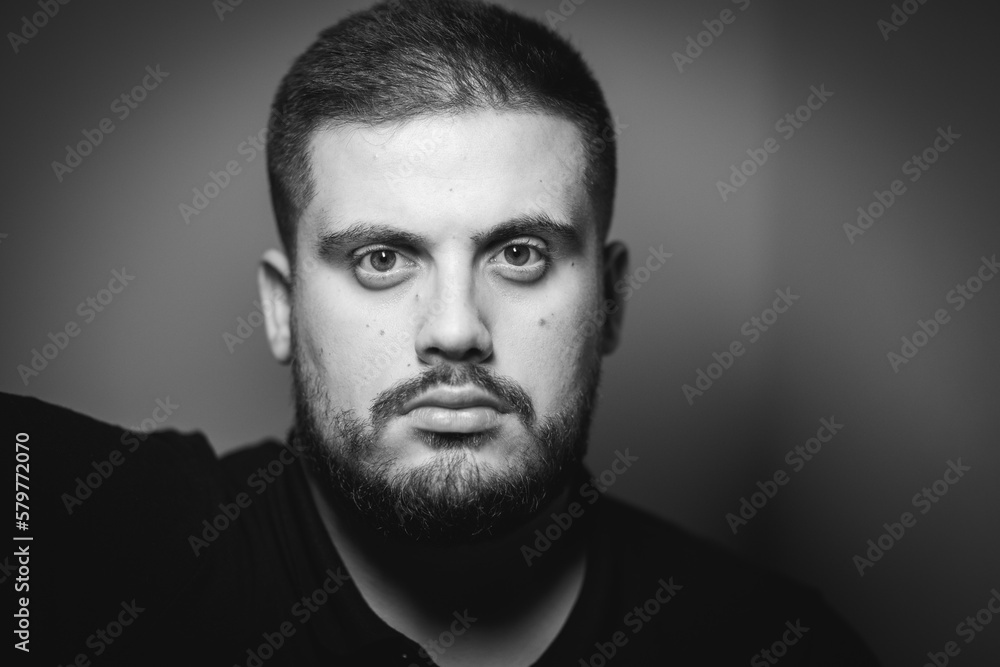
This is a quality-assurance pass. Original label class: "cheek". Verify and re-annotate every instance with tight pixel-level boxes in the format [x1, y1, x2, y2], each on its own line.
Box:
[295, 281, 406, 411]
[499, 275, 602, 414]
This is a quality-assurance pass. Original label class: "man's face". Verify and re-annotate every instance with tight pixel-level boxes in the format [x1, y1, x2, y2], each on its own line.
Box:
[263, 110, 620, 542]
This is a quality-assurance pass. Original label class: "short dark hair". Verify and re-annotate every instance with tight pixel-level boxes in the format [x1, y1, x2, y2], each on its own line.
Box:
[267, 0, 617, 265]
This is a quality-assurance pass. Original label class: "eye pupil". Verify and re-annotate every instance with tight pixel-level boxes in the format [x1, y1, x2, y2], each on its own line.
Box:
[370, 250, 396, 272]
[504, 245, 530, 266]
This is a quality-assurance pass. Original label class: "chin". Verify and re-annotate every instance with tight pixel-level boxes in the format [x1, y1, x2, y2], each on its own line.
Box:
[289, 342, 601, 543]
[293, 407, 585, 544]
[301, 432, 571, 544]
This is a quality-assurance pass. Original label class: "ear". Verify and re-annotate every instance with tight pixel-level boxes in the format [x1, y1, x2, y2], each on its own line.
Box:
[600, 241, 629, 355]
[258, 249, 293, 364]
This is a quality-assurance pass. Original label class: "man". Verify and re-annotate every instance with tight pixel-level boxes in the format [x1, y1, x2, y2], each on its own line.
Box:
[11, 1, 878, 664]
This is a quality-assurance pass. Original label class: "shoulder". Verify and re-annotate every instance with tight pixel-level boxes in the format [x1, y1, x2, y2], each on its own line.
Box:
[595, 493, 775, 586]
[589, 494, 881, 664]
[3, 390, 230, 544]
[590, 493, 805, 614]
[3, 390, 218, 467]
[4, 392, 248, 660]
[219, 438, 297, 476]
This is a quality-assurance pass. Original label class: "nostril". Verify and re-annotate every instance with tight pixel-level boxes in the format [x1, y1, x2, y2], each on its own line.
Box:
[420, 345, 491, 366]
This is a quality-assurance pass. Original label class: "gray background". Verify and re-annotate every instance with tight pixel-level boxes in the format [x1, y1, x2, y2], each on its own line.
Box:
[2, 0, 998, 663]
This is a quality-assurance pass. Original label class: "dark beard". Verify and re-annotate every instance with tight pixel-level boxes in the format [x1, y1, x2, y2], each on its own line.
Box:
[290, 354, 601, 545]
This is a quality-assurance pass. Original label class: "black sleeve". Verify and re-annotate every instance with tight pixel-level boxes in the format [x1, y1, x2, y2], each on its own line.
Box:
[3, 392, 224, 665]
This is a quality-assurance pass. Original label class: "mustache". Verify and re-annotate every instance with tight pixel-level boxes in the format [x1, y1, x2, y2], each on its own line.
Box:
[369, 364, 535, 431]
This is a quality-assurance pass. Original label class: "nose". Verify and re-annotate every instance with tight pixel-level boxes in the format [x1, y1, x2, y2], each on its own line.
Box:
[414, 273, 492, 366]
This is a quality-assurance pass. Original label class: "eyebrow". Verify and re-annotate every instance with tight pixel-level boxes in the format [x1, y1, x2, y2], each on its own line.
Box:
[315, 214, 584, 260]
[317, 223, 429, 261]
[471, 214, 583, 251]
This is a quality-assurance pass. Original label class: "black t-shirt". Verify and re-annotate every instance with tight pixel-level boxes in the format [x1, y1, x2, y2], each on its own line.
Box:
[7, 392, 880, 665]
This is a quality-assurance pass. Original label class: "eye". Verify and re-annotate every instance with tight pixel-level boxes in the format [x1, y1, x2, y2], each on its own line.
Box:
[352, 246, 417, 288]
[490, 240, 550, 282]
[368, 249, 397, 272]
[503, 245, 532, 266]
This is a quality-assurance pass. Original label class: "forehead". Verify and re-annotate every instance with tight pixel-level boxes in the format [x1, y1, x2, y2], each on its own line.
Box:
[300, 110, 592, 240]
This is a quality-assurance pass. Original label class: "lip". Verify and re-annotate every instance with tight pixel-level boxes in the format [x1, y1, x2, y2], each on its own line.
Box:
[400, 386, 510, 433]
[401, 385, 509, 415]
[406, 406, 504, 433]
